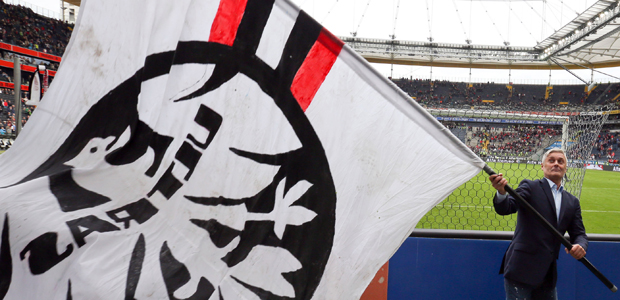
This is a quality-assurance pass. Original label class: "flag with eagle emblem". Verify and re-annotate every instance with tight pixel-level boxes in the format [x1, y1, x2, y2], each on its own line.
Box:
[0, 0, 484, 299]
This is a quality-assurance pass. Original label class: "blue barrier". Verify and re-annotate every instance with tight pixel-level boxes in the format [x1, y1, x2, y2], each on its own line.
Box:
[389, 237, 620, 300]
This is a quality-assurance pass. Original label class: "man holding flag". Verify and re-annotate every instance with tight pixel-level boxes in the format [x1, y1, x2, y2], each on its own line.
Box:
[489, 148, 588, 299]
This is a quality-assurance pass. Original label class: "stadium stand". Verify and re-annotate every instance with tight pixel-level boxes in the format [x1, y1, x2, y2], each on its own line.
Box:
[591, 129, 619, 162]
[392, 78, 620, 111]
[442, 121, 563, 159]
[0, 85, 31, 137]
[0, 0, 617, 164]
[0, 0, 73, 57]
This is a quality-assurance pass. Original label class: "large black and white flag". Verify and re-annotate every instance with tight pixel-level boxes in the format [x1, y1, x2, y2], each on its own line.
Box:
[0, 0, 484, 299]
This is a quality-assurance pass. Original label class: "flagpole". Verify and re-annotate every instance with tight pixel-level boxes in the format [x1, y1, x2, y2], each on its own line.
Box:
[483, 165, 617, 293]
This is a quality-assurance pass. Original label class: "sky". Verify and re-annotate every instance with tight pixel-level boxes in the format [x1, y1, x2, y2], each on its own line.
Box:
[7, 0, 620, 84]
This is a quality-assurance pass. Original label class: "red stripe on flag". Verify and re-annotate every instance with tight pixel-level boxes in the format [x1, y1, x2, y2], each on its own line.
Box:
[209, 0, 248, 46]
[291, 29, 344, 112]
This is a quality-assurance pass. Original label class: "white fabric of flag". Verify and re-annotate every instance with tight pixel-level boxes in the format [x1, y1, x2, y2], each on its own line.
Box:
[0, 0, 485, 299]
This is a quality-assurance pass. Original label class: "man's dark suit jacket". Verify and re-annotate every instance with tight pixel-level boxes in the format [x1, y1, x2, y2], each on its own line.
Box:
[493, 178, 588, 288]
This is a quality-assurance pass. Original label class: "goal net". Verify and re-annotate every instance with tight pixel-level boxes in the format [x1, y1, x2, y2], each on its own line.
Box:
[416, 106, 612, 231]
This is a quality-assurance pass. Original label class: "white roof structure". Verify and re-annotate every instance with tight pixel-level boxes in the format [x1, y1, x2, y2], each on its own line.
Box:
[57, 0, 620, 71]
[538, 0, 620, 68]
[344, 0, 620, 70]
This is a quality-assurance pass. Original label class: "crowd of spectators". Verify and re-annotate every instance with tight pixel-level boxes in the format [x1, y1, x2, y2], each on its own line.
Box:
[440, 119, 620, 162]
[0, 87, 15, 95]
[392, 78, 620, 112]
[0, 0, 56, 139]
[0, 86, 33, 137]
[463, 124, 561, 158]
[591, 129, 619, 161]
[0, 63, 55, 86]
[0, 0, 73, 57]
[2, 50, 60, 71]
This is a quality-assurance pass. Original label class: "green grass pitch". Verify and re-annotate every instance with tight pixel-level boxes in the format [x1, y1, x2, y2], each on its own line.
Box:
[580, 169, 620, 234]
[417, 162, 620, 234]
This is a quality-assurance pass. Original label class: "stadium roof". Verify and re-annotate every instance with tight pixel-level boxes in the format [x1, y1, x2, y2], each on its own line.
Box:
[537, 0, 620, 68]
[58, 0, 620, 71]
[344, 0, 620, 71]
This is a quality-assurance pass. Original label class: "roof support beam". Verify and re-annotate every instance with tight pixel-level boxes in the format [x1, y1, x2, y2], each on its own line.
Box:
[555, 56, 620, 81]
[549, 58, 589, 84]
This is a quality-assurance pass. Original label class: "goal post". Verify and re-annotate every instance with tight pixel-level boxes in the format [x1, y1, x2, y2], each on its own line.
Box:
[417, 107, 610, 231]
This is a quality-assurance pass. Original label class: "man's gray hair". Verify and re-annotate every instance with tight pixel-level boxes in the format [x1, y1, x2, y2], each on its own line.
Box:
[542, 148, 566, 163]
